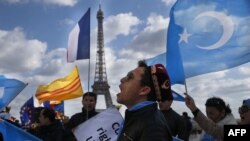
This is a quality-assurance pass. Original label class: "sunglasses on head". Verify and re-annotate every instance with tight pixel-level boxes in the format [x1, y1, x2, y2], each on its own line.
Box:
[238, 105, 250, 114]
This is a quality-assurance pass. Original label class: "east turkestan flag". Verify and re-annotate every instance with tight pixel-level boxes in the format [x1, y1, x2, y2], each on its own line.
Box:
[147, 0, 250, 85]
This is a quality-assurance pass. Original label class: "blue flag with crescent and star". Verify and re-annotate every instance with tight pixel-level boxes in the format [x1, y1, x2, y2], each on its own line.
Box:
[147, 0, 250, 85]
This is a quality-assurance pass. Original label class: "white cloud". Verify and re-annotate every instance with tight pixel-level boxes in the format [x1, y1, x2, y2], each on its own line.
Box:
[42, 0, 77, 7]
[60, 18, 76, 26]
[37, 48, 67, 76]
[4, 0, 78, 6]
[104, 12, 141, 43]
[144, 13, 170, 33]
[239, 64, 250, 74]
[119, 14, 169, 58]
[0, 27, 47, 73]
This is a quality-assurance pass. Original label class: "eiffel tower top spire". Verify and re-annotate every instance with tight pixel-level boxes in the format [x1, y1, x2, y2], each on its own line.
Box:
[99, 3, 101, 10]
[97, 4, 103, 19]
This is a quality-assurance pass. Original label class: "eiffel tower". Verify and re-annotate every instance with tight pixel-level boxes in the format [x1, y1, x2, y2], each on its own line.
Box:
[92, 5, 113, 109]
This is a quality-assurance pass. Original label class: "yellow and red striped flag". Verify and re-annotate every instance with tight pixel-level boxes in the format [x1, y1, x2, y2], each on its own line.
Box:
[35, 66, 83, 103]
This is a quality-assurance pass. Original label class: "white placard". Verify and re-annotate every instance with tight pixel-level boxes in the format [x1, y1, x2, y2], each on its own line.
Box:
[74, 106, 124, 141]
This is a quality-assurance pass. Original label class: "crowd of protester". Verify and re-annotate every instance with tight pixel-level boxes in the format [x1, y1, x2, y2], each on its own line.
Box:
[0, 92, 98, 141]
[0, 61, 249, 141]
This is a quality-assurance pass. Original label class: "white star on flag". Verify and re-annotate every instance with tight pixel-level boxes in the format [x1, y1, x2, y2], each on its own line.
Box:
[179, 28, 192, 43]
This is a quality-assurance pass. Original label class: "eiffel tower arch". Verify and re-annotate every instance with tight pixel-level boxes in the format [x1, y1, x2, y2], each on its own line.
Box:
[92, 5, 113, 109]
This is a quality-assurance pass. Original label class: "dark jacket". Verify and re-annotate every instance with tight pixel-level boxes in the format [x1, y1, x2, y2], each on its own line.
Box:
[65, 108, 98, 130]
[117, 103, 172, 141]
[0, 132, 3, 141]
[63, 108, 99, 141]
[161, 108, 190, 141]
[34, 121, 66, 141]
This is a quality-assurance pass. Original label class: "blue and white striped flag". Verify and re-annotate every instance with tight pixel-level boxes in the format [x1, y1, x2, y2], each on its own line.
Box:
[67, 8, 90, 62]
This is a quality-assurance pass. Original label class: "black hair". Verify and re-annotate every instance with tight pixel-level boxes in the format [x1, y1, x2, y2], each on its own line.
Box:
[83, 92, 97, 101]
[41, 107, 56, 122]
[34, 107, 44, 123]
[182, 112, 188, 117]
[205, 97, 232, 114]
[138, 60, 156, 101]
[243, 99, 250, 108]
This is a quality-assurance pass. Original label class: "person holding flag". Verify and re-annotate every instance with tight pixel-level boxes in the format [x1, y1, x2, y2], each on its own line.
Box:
[116, 60, 172, 141]
[184, 94, 237, 141]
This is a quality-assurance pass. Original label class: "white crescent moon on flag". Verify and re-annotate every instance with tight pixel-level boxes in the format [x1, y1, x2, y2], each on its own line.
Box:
[194, 11, 234, 50]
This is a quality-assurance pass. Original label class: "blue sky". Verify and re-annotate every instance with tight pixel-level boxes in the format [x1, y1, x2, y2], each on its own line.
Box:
[0, 0, 249, 120]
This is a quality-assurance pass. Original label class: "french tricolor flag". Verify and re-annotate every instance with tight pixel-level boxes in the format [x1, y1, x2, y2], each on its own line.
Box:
[67, 8, 90, 62]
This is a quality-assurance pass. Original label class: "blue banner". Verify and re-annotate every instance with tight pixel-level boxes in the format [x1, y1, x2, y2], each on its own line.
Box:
[0, 120, 42, 141]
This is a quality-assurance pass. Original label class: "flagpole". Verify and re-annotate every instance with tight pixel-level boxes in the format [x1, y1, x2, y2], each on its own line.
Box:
[87, 59, 90, 94]
[86, 7, 91, 119]
[86, 56, 91, 120]
[184, 80, 188, 95]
